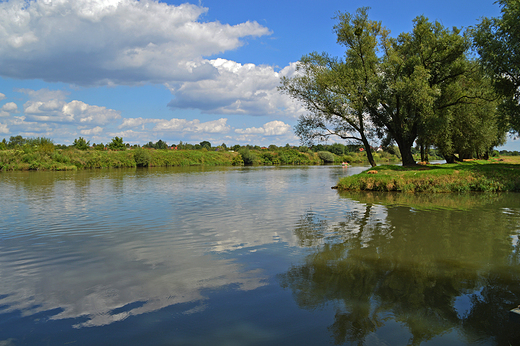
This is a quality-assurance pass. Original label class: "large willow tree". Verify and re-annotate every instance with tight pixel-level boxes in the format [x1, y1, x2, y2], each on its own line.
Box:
[473, 0, 520, 133]
[282, 8, 505, 166]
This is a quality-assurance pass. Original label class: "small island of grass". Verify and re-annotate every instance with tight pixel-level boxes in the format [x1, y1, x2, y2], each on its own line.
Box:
[337, 158, 520, 193]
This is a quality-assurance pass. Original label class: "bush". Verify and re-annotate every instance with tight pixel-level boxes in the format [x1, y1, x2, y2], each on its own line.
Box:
[134, 147, 152, 167]
[318, 151, 335, 163]
[108, 137, 126, 151]
[72, 137, 90, 150]
[232, 154, 244, 166]
[238, 148, 256, 165]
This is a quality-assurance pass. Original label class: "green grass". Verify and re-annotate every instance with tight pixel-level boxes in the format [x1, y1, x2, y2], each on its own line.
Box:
[0, 148, 237, 171]
[0, 147, 321, 171]
[337, 160, 520, 193]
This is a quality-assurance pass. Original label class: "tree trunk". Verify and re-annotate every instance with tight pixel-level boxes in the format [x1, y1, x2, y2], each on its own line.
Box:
[394, 137, 416, 166]
[444, 154, 456, 163]
[420, 144, 429, 163]
[361, 136, 377, 167]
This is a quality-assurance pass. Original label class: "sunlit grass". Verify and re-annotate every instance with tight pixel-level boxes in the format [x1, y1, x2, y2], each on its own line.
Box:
[337, 159, 520, 192]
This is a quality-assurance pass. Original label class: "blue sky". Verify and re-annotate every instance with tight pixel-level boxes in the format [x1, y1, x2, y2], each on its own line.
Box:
[1, 0, 515, 149]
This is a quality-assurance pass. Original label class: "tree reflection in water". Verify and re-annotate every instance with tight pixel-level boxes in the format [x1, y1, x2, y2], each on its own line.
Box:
[279, 193, 520, 345]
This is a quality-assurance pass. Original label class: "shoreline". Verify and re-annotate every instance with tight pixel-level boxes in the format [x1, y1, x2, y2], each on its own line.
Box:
[336, 159, 520, 193]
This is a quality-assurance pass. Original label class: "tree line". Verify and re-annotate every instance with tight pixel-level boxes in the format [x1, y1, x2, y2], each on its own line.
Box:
[280, 1, 519, 166]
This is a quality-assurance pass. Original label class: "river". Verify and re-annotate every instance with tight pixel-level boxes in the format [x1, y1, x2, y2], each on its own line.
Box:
[1, 165, 519, 345]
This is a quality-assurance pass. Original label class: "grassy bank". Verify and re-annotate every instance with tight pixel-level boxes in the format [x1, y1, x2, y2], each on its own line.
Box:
[337, 159, 520, 193]
[0, 148, 239, 171]
[0, 147, 327, 171]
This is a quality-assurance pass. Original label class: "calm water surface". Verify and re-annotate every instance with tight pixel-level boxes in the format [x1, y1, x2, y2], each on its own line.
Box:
[1, 165, 520, 345]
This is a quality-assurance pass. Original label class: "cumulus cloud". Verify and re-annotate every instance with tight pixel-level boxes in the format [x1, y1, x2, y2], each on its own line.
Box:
[167, 60, 304, 117]
[119, 116, 230, 134]
[235, 120, 292, 136]
[80, 126, 104, 135]
[0, 0, 270, 86]
[0, 122, 8, 133]
[0, 93, 5, 101]
[2, 102, 18, 113]
[19, 89, 121, 125]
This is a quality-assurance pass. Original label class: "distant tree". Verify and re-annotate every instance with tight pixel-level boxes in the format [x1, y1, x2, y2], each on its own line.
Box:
[329, 143, 345, 156]
[94, 143, 105, 151]
[108, 137, 126, 150]
[155, 139, 168, 150]
[0, 138, 7, 150]
[8, 135, 26, 148]
[72, 137, 90, 150]
[27, 137, 55, 154]
[199, 141, 211, 149]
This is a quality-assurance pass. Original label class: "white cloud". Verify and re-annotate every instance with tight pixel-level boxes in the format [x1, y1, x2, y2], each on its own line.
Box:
[80, 126, 104, 135]
[2, 102, 18, 113]
[167, 60, 305, 118]
[235, 121, 292, 136]
[120, 116, 230, 134]
[0, 0, 270, 85]
[0, 93, 5, 101]
[0, 122, 8, 133]
[20, 89, 121, 125]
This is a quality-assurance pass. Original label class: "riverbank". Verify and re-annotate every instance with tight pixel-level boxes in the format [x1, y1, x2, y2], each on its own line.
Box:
[337, 159, 520, 192]
[0, 148, 325, 171]
[0, 146, 407, 171]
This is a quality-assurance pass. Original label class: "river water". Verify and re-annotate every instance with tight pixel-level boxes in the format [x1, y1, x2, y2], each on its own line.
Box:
[1, 165, 519, 345]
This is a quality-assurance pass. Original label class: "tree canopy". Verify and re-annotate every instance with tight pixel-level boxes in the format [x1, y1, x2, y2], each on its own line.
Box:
[473, 0, 520, 133]
[282, 7, 507, 166]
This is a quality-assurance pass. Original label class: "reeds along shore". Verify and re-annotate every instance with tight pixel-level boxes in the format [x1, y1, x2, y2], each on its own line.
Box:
[337, 159, 520, 193]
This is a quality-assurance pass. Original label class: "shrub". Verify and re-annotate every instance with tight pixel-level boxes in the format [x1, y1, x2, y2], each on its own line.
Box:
[108, 137, 126, 151]
[232, 154, 244, 166]
[238, 148, 256, 165]
[72, 137, 90, 150]
[134, 148, 152, 167]
[318, 151, 335, 163]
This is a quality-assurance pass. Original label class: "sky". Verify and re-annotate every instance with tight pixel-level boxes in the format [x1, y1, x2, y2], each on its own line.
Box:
[1, 0, 516, 149]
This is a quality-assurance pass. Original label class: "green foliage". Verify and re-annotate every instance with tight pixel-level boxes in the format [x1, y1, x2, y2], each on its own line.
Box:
[337, 161, 520, 192]
[134, 147, 152, 167]
[238, 148, 257, 165]
[285, 7, 505, 166]
[199, 141, 211, 150]
[32, 137, 55, 155]
[72, 137, 90, 150]
[317, 151, 335, 163]
[0, 139, 6, 150]
[94, 143, 105, 151]
[108, 137, 126, 151]
[8, 135, 26, 148]
[155, 139, 168, 150]
[473, 0, 520, 133]
[232, 154, 244, 166]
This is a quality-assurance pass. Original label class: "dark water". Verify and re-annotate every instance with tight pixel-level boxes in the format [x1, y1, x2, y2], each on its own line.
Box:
[1, 165, 519, 345]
